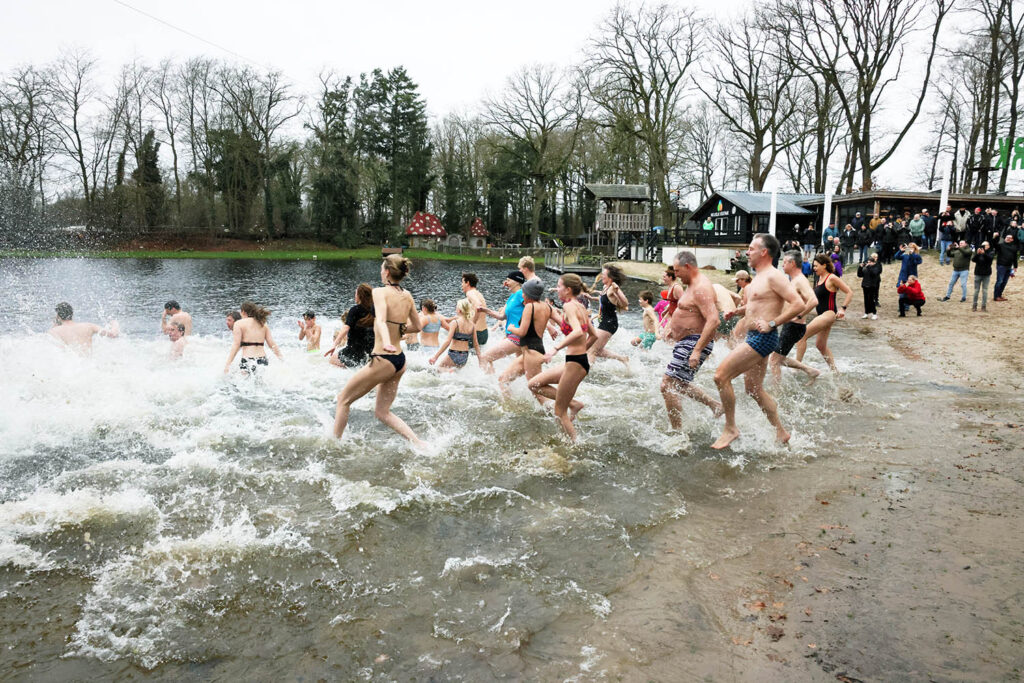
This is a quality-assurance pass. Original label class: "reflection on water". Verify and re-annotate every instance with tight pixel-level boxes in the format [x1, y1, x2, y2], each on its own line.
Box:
[0, 258, 911, 678]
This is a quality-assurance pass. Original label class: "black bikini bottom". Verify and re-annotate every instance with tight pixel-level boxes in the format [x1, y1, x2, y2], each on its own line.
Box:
[372, 352, 406, 374]
[565, 353, 590, 375]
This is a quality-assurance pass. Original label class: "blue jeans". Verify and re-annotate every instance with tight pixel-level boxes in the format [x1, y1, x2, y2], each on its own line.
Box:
[939, 240, 952, 264]
[994, 265, 1012, 299]
[859, 245, 870, 262]
[945, 270, 968, 299]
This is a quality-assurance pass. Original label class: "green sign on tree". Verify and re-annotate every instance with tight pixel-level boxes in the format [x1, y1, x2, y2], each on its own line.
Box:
[995, 137, 1024, 171]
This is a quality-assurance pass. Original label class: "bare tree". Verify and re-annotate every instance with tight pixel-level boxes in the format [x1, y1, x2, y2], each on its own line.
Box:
[47, 48, 98, 223]
[773, 0, 953, 192]
[177, 57, 218, 226]
[677, 103, 721, 202]
[583, 3, 703, 224]
[150, 58, 182, 223]
[698, 11, 801, 191]
[483, 64, 581, 247]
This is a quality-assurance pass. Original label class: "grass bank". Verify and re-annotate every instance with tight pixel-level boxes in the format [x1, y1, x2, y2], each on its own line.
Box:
[0, 246, 540, 265]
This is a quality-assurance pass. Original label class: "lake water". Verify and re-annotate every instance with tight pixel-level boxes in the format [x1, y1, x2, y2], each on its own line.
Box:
[0, 257, 920, 679]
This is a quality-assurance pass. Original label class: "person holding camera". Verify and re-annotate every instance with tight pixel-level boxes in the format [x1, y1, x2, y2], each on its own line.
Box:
[897, 275, 926, 316]
[971, 242, 994, 311]
[857, 252, 883, 320]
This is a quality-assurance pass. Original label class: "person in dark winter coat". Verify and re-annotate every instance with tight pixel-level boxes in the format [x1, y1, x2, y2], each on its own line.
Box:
[942, 240, 973, 302]
[880, 221, 898, 263]
[857, 252, 883, 319]
[856, 224, 873, 263]
[851, 212, 864, 231]
[839, 224, 857, 265]
[971, 241, 994, 311]
[993, 234, 1019, 301]
[895, 243, 923, 285]
[966, 208, 985, 247]
[921, 209, 938, 250]
[896, 219, 912, 246]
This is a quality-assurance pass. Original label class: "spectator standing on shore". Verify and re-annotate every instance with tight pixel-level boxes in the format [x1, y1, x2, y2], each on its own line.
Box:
[822, 222, 838, 250]
[909, 214, 925, 248]
[802, 223, 818, 260]
[896, 217, 912, 246]
[938, 210, 956, 264]
[953, 207, 970, 241]
[921, 209, 938, 250]
[972, 242, 994, 312]
[839, 224, 857, 265]
[993, 234, 1019, 302]
[851, 212, 864, 231]
[830, 245, 844, 276]
[880, 219, 898, 264]
[857, 253, 882, 319]
[856, 223, 872, 263]
[897, 276, 926, 316]
[895, 243, 923, 285]
[967, 208, 985, 248]
[941, 241, 973, 302]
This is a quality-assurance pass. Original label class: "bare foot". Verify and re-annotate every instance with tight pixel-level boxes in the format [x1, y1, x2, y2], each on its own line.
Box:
[569, 401, 585, 420]
[710, 402, 724, 419]
[411, 437, 430, 452]
[710, 427, 740, 450]
[776, 427, 791, 445]
[806, 368, 821, 385]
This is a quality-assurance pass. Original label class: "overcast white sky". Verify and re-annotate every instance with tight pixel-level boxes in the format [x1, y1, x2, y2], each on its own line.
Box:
[3, 0, 1018, 195]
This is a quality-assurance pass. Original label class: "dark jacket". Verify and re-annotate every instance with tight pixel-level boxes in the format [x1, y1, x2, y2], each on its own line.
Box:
[946, 245, 973, 271]
[857, 261, 882, 288]
[881, 225, 898, 246]
[896, 224, 912, 244]
[967, 213, 985, 237]
[855, 227, 872, 247]
[840, 228, 857, 248]
[921, 214, 938, 237]
[972, 248, 994, 277]
[851, 215, 864, 230]
[996, 239, 1019, 269]
[896, 250, 923, 283]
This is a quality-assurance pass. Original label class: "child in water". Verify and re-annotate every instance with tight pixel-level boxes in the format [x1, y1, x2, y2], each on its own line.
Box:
[631, 290, 658, 350]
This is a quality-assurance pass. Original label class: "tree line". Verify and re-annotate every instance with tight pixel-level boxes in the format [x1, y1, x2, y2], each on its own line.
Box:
[1, 0, 1022, 249]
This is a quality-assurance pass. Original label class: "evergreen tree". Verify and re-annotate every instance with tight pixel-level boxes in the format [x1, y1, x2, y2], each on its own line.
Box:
[308, 76, 361, 245]
[131, 129, 166, 228]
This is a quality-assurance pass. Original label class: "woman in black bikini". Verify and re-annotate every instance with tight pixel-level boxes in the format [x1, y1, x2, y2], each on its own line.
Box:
[795, 254, 853, 373]
[223, 301, 283, 374]
[507, 278, 552, 404]
[429, 298, 480, 371]
[325, 283, 375, 368]
[587, 264, 630, 368]
[333, 255, 425, 446]
[528, 274, 594, 441]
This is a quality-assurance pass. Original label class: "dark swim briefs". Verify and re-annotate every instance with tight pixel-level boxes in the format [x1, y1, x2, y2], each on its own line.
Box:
[664, 334, 713, 384]
[745, 329, 779, 358]
[474, 329, 488, 348]
[775, 321, 806, 357]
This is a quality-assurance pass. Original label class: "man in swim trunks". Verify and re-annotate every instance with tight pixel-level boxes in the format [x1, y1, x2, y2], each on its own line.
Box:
[660, 251, 723, 428]
[461, 272, 488, 349]
[161, 300, 192, 336]
[770, 251, 821, 382]
[712, 234, 805, 449]
[48, 302, 119, 351]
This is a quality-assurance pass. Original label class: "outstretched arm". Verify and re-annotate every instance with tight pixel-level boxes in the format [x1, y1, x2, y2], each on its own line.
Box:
[223, 324, 242, 373]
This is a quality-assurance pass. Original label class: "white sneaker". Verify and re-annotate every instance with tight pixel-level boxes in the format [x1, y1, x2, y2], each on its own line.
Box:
[861, 313, 869, 319]
[871, 314, 878, 320]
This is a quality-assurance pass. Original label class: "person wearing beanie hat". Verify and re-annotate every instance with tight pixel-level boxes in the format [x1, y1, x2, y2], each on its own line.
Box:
[476, 271, 527, 383]
[507, 277, 554, 404]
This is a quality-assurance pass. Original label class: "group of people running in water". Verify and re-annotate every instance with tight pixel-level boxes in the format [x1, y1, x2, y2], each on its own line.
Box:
[48, 234, 849, 450]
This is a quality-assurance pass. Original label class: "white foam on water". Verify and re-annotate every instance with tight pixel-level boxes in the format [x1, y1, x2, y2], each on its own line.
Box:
[0, 487, 162, 538]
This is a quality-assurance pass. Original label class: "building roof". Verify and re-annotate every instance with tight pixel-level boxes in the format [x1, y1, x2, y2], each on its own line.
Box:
[469, 217, 488, 236]
[405, 211, 446, 237]
[693, 191, 821, 219]
[583, 183, 651, 200]
[794, 190, 1024, 207]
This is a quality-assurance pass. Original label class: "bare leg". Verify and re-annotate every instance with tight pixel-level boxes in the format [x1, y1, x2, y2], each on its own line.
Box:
[662, 376, 721, 430]
[587, 329, 629, 368]
[553, 363, 588, 440]
[329, 352, 344, 368]
[743, 359, 790, 444]
[774, 352, 821, 382]
[523, 350, 551, 406]
[497, 350, 524, 399]
[478, 337, 517, 374]
[373, 368, 426, 446]
[529, 364, 583, 418]
[711, 344, 765, 449]
[795, 337, 808, 362]
[813, 325, 838, 373]
[334, 359, 395, 439]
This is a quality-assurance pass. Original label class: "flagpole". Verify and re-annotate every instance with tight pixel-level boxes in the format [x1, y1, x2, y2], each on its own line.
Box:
[768, 184, 778, 238]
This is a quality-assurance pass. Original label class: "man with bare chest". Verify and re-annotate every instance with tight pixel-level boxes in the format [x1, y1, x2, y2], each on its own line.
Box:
[48, 302, 119, 352]
[660, 251, 723, 429]
[712, 234, 805, 449]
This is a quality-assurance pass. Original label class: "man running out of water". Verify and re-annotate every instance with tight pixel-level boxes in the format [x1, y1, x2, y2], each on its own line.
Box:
[769, 251, 822, 382]
[460, 272, 489, 350]
[660, 251, 723, 429]
[477, 271, 526, 392]
[712, 234, 805, 450]
[48, 302, 119, 351]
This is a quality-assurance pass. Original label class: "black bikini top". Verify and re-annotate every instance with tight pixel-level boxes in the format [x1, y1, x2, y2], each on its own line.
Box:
[240, 340, 264, 347]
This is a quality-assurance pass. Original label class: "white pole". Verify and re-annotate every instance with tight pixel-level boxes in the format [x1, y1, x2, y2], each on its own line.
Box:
[822, 171, 833, 247]
[938, 156, 950, 216]
[768, 184, 778, 237]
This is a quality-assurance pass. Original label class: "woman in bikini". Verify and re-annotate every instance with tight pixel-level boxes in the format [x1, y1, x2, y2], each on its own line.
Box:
[587, 264, 630, 368]
[528, 274, 594, 441]
[429, 299, 480, 371]
[417, 299, 443, 351]
[333, 255, 425, 446]
[506, 278, 552, 403]
[795, 254, 853, 373]
[223, 301, 284, 374]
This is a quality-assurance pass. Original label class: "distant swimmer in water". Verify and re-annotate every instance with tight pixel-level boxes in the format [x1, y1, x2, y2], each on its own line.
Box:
[326, 284, 375, 368]
[795, 254, 853, 374]
[528, 274, 594, 441]
[48, 302, 119, 351]
[226, 310, 241, 331]
[168, 322, 187, 359]
[429, 298, 480, 371]
[712, 234, 805, 450]
[298, 310, 321, 352]
[660, 251, 723, 427]
[770, 251, 822, 382]
[587, 264, 630, 369]
[334, 255, 425, 447]
[161, 300, 192, 336]
[223, 301, 283, 375]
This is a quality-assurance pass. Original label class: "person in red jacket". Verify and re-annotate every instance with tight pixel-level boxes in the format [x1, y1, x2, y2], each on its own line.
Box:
[897, 275, 926, 317]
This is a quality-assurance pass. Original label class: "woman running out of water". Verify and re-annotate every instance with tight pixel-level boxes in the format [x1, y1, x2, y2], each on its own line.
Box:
[223, 301, 283, 375]
[418, 299, 443, 351]
[333, 255, 425, 446]
[429, 299, 480, 371]
[506, 278, 553, 403]
[528, 274, 594, 441]
[587, 264, 630, 368]
[796, 254, 853, 373]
